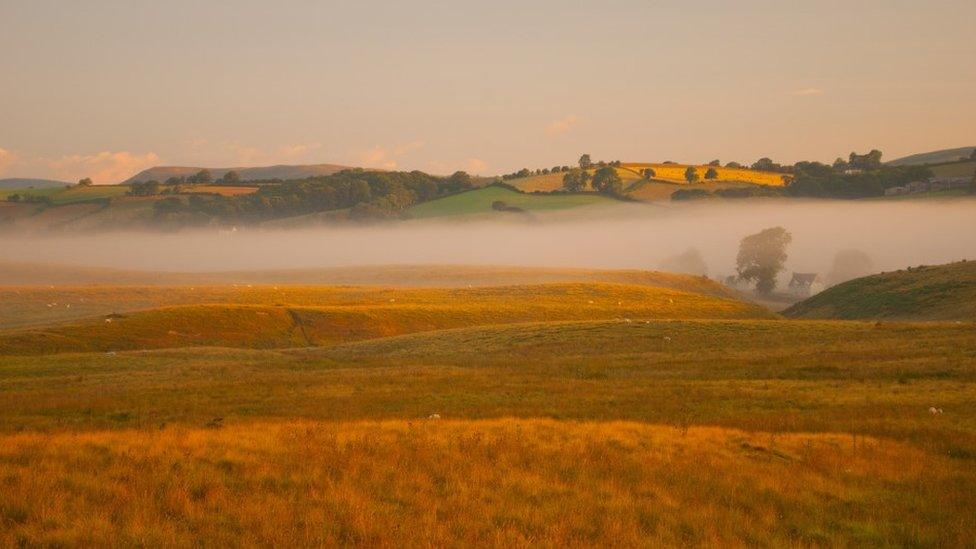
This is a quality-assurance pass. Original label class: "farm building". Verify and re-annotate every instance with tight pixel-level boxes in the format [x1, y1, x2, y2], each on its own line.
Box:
[788, 273, 825, 298]
[885, 177, 971, 196]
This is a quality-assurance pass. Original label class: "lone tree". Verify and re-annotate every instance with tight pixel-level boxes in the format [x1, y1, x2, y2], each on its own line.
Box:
[190, 169, 212, 184]
[684, 166, 699, 183]
[736, 226, 792, 295]
[643, 168, 656, 179]
[591, 166, 623, 195]
[578, 154, 592, 170]
[221, 170, 241, 184]
[708, 159, 721, 167]
[77, 177, 93, 187]
[562, 170, 586, 192]
[704, 167, 718, 180]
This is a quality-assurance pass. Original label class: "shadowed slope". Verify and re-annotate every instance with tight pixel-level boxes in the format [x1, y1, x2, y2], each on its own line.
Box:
[785, 261, 976, 320]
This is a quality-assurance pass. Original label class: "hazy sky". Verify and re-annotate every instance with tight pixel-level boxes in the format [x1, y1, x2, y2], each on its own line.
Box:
[1, 0, 974, 183]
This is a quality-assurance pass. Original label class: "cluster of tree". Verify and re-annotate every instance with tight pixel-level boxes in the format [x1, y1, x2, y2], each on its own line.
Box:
[500, 166, 572, 180]
[4, 193, 53, 204]
[561, 166, 626, 196]
[127, 180, 162, 196]
[490, 200, 525, 213]
[155, 169, 245, 186]
[786, 163, 933, 198]
[672, 186, 784, 201]
[152, 169, 474, 224]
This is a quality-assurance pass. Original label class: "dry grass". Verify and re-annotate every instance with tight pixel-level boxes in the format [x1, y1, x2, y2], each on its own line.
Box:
[0, 276, 748, 329]
[1, 419, 971, 547]
[0, 283, 773, 354]
[2, 278, 974, 545]
[621, 163, 786, 186]
[182, 185, 259, 196]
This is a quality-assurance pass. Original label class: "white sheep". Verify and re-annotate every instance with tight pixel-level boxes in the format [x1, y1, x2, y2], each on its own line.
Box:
[928, 407, 944, 415]
[427, 413, 441, 420]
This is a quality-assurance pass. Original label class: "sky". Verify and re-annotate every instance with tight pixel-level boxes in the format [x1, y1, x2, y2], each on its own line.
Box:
[1, 0, 974, 183]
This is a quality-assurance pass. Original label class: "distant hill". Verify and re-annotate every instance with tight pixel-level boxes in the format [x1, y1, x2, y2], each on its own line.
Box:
[784, 260, 976, 321]
[888, 147, 975, 166]
[122, 163, 352, 184]
[0, 178, 71, 190]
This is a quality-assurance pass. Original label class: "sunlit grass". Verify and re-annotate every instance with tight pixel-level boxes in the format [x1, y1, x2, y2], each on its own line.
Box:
[1, 419, 972, 547]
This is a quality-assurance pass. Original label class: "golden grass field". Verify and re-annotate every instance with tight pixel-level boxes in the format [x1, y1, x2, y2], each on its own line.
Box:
[507, 163, 785, 200]
[1, 266, 974, 546]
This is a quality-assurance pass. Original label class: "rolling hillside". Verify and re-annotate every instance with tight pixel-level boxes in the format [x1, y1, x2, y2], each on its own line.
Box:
[406, 185, 616, 219]
[0, 282, 774, 354]
[506, 163, 785, 202]
[123, 163, 352, 184]
[888, 147, 975, 166]
[785, 260, 976, 320]
[0, 263, 744, 298]
[0, 178, 71, 189]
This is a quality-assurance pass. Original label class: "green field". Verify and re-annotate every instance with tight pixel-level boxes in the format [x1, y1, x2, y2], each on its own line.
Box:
[786, 260, 976, 320]
[929, 160, 976, 178]
[1, 266, 975, 545]
[0, 184, 129, 205]
[407, 186, 616, 219]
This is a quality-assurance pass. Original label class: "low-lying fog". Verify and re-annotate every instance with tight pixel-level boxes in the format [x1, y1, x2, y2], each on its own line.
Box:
[2, 199, 974, 282]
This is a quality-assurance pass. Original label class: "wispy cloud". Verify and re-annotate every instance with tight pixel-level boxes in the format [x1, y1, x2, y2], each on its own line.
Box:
[790, 88, 824, 96]
[357, 140, 426, 170]
[181, 139, 326, 167]
[49, 151, 161, 184]
[463, 158, 488, 174]
[0, 147, 15, 176]
[545, 115, 579, 137]
[425, 157, 489, 175]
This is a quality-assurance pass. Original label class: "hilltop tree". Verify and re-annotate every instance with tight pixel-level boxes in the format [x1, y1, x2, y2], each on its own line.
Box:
[562, 170, 586, 192]
[642, 168, 656, 179]
[221, 170, 241, 184]
[708, 159, 721, 167]
[190, 169, 212, 184]
[591, 166, 623, 195]
[848, 150, 883, 171]
[751, 158, 779, 172]
[447, 171, 473, 191]
[704, 167, 718, 180]
[736, 226, 792, 295]
[725, 161, 742, 168]
[684, 166, 699, 183]
[579, 154, 592, 170]
[77, 177, 93, 187]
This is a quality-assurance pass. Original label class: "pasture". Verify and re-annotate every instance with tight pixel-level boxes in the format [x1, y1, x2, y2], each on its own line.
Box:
[0, 268, 974, 546]
[406, 186, 615, 219]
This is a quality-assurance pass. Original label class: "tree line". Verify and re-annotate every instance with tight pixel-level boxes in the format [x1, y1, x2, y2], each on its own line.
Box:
[151, 169, 475, 224]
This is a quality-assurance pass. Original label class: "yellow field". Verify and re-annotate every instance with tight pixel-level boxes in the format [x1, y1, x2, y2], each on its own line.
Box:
[182, 185, 259, 196]
[506, 163, 786, 201]
[1, 267, 974, 546]
[622, 163, 787, 186]
[1, 419, 967, 547]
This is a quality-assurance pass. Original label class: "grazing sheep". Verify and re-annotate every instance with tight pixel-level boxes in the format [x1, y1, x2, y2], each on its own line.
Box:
[664, 336, 672, 342]
[928, 407, 944, 415]
[428, 413, 441, 420]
